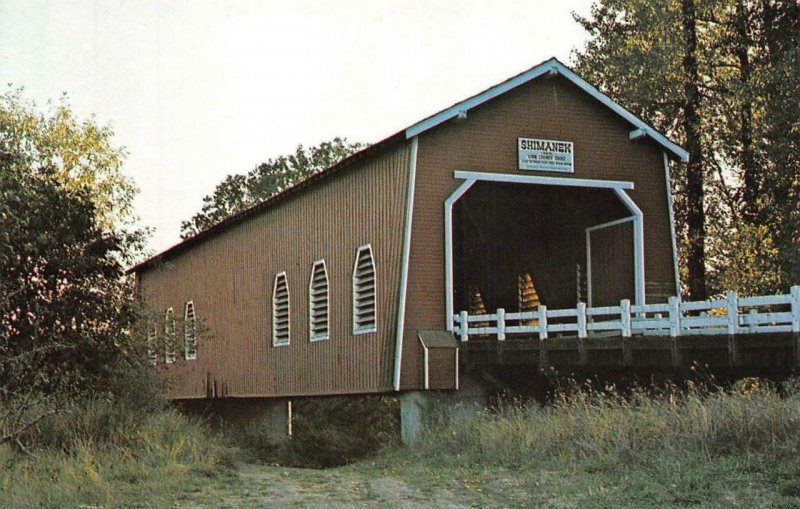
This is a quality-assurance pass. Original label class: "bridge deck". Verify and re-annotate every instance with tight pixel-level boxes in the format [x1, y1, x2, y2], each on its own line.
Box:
[461, 332, 800, 371]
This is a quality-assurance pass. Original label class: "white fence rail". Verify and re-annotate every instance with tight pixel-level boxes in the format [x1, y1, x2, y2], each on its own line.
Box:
[453, 287, 800, 342]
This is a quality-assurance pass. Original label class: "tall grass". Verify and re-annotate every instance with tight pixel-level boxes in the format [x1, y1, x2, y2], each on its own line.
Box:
[416, 378, 800, 469]
[1, 399, 233, 508]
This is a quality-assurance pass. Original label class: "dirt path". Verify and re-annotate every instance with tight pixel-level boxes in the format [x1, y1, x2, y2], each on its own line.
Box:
[183, 463, 480, 508]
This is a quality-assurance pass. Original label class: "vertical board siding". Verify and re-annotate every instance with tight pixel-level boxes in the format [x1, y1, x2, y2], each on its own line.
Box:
[138, 143, 409, 399]
[402, 75, 677, 389]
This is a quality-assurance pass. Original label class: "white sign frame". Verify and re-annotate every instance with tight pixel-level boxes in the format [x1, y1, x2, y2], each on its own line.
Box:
[518, 138, 574, 173]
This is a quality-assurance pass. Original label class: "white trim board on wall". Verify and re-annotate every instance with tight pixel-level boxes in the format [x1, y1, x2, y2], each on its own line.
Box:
[393, 137, 419, 391]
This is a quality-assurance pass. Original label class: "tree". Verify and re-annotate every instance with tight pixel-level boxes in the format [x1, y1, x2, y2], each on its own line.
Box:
[1, 90, 147, 445]
[573, 0, 799, 297]
[180, 138, 364, 238]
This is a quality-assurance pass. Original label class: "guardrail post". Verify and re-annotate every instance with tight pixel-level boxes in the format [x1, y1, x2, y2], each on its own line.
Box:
[726, 290, 738, 335]
[621, 299, 632, 366]
[577, 302, 588, 365]
[791, 286, 800, 333]
[459, 311, 469, 342]
[538, 305, 548, 370]
[726, 291, 739, 366]
[621, 299, 632, 337]
[497, 308, 506, 341]
[668, 296, 681, 367]
[538, 305, 548, 340]
[791, 286, 800, 368]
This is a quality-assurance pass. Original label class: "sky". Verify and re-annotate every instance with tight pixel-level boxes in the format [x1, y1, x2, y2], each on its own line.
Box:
[0, 0, 594, 256]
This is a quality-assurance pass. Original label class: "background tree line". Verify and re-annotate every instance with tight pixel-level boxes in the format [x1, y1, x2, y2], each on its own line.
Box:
[573, 0, 799, 298]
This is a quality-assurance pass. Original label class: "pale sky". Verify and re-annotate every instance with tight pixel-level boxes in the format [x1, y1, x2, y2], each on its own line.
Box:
[0, 0, 594, 256]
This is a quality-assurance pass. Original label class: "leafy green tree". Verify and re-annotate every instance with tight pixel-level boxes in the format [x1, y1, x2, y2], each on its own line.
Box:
[0, 89, 134, 227]
[1, 90, 147, 445]
[180, 138, 364, 238]
[573, 0, 799, 297]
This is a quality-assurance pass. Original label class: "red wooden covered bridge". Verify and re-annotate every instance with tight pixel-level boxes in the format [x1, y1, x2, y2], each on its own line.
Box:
[130, 58, 800, 443]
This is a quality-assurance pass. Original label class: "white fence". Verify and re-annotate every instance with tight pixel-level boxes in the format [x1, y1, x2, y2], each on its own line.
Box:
[453, 287, 800, 342]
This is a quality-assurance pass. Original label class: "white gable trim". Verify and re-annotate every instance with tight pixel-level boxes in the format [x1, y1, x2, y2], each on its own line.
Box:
[405, 58, 689, 162]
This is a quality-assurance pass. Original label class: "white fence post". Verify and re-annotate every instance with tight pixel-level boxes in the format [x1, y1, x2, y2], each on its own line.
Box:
[538, 305, 548, 340]
[621, 299, 631, 337]
[791, 286, 800, 333]
[459, 311, 469, 342]
[668, 296, 680, 337]
[726, 290, 738, 335]
[497, 308, 506, 341]
[577, 302, 587, 339]
[748, 308, 757, 334]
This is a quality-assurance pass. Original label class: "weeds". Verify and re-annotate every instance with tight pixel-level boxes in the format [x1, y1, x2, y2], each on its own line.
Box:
[0, 401, 233, 509]
[416, 378, 800, 470]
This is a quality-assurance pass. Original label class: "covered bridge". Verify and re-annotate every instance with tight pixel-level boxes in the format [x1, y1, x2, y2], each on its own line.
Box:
[130, 57, 692, 440]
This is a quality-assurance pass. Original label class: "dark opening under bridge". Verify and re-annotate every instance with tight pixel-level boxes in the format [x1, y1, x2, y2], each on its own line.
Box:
[454, 287, 800, 373]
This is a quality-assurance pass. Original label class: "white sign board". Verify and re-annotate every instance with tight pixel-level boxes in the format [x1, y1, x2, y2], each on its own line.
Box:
[518, 138, 574, 173]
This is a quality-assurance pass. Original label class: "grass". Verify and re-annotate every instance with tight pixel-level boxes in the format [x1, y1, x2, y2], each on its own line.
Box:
[383, 377, 800, 508]
[4, 378, 800, 507]
[0, 399, 235, 509]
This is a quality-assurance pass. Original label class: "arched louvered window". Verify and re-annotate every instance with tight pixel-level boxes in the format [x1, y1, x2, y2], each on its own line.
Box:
[164, 307, 177, 363]
[184, 301, 197, 360]
[352, 244, 377, 334]
[147, 319, 158, 366]
[309, 260, 329, 341]
[273, 272, 290, 346]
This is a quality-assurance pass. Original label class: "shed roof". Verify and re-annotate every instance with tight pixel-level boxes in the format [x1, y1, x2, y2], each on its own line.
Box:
[417, 330, 459, 349]
[129, 57, 686, 274]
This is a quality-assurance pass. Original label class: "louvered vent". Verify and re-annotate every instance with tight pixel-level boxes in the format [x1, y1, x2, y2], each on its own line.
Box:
[184, 301, 197, 360]
[164, 307, 176, 363]
[353, 245, 377, 334]
[147, 320, 158, 366]
[309, 261, 329, 341]
[273, 272, 290, 346]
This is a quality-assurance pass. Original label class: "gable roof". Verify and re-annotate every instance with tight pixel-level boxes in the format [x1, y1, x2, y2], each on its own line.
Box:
[406, 57, 689, 161]
[129, 57, 686, 274]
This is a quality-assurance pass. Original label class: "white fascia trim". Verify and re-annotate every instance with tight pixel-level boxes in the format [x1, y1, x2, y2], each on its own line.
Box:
[406, 61, 558, 139]
[614, 189, 646, 306]
[454, 170, 634, 190]
[405, 58, 689, 162]
[393, 137, 418, 391]
[444, 179, 478, 331]
[547, 64, 689, 162]
[663, 153, 681, 297]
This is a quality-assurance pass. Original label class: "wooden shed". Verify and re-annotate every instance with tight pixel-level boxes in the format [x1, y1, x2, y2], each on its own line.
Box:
[130, 57, 687, 401]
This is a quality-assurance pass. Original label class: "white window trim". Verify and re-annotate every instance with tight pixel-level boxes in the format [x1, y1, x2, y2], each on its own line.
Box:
[308, 259, 330, 342]
[184, 300, 197, 360]
[164, 307, 176, 364]
[352, 244, 377, 335]
[272, 272, 290, 346]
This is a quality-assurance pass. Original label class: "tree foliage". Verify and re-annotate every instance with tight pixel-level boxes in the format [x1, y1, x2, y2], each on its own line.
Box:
[180, 138, 364, 238]
[0, 90, 146, 414]
[573, 0, 799, 296]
